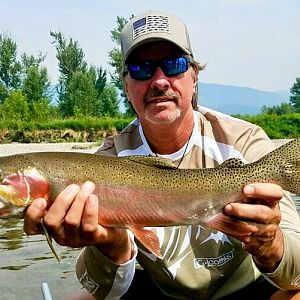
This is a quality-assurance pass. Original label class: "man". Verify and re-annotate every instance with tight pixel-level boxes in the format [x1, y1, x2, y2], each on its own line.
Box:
[24, 10, 300, 299]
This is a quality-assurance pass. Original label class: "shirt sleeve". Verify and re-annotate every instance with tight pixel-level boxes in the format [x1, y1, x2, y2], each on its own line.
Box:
[75, 230, 138, 299]
[261, 191, 300, 290]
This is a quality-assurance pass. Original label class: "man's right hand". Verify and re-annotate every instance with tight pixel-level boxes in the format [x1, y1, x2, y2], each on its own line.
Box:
[23, 181, 132, 264]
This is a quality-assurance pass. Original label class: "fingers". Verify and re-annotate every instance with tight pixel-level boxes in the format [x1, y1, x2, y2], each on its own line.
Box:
[44, 184, 81, 228]
[44, 181, 96, 246]
[24, 198, 47, 235]
[224, 182, 283, 223]
[243, 183, 283, 205]
[81, 194, 101, 240]
[224, 202, 281, 224]
[64, 182, 95, 231]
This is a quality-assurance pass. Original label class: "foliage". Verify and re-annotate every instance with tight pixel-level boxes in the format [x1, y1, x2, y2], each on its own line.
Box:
[108, 15, 135, 116]
[0, 90, 29, 129]
[290, 77, 300, 112]
[261, 102, 294, 115]
[22, 66, 51, 104]
[50, 31, 87, 84]
[239, 113, 300, 139]
[0, 115, 133, 131]
[50, 31, 117, 118]
[0, 81, 8, 103]
[64, 70, 99, 117]
[21, 52, 51, 121]
[93, 66, 107, 96]
[21, 52, 46, 73]
[99, 85, 119, 117]
[0, 34, 22, 91]
[31, 98, 51, 122]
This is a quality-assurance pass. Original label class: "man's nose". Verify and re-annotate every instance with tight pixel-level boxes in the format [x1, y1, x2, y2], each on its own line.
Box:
[150, 67, 170, 90]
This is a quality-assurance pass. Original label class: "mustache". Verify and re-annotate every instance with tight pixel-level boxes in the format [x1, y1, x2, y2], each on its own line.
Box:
[143, 88, 180, 103]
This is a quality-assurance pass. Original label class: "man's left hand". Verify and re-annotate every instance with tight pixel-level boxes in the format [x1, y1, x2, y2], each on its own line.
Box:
[210, 183, 284, 273]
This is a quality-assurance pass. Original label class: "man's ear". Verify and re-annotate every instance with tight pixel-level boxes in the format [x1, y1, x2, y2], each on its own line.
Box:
[192, 79, 197, 94]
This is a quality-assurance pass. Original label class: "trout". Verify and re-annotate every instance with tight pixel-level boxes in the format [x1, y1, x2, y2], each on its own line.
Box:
[1, 138, 300, 258]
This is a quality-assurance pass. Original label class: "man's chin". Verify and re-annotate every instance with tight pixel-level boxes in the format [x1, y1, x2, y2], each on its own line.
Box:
[144, 109, 181, 125]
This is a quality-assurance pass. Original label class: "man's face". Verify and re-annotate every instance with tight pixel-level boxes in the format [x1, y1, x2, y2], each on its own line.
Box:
[124, 42, 197, 126]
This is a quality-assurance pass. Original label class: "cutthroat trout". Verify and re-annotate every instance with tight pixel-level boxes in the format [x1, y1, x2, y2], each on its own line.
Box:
[1, 138, 300, 258]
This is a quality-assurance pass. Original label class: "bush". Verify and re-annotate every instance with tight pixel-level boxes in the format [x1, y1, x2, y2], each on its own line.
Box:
[238, 113, 300, 139]
[0, 91, 29, 129]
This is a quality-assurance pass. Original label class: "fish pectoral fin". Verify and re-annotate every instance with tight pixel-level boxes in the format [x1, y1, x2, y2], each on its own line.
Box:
[124, 156, 176, 169]
[219, 158, 245, 169]
[130, 227, 162, 258]
[40, 219, 61, 263]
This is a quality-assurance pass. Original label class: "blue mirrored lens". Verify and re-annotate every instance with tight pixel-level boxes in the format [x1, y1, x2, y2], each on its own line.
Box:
[161, 57, 189, 76]
[128, 62, 154, 80]
[127, 56, 189, 80]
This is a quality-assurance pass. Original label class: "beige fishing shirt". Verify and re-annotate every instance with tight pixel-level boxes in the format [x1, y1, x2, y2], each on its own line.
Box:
[76, 107, 300, 299]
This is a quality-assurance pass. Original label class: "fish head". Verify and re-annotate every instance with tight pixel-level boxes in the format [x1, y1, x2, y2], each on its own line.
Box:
[0, 167, 49, 218]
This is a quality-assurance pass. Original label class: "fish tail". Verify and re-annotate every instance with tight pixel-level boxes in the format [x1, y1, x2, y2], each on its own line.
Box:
[260, 138, 300, 195]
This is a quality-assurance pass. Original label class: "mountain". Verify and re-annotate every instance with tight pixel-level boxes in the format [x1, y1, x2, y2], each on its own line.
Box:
[198, 83, 290, 115]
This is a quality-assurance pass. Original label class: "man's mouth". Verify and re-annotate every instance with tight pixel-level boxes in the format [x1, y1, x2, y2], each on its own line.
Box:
[146, 97, 174, 104]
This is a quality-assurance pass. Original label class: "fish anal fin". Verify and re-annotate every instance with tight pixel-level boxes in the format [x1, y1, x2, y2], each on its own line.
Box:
[130, 227, 162, 258]
[219, 158, 245, 169]
[124, 156, 176, 169]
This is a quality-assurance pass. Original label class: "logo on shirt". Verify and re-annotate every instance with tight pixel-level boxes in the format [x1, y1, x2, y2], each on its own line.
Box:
[79, 270, 99, 295]
[291, 274, 300, 288]
[194, 250, 234, 269]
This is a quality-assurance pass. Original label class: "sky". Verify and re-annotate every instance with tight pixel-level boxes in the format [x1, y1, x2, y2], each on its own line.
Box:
[1, 0, 299, 92]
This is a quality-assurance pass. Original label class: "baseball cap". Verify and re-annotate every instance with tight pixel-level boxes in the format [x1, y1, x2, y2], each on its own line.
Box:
[121, 10, 193, 63]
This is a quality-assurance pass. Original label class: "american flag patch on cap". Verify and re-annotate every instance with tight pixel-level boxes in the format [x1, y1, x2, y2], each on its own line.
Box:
[132, 15, 171, 40]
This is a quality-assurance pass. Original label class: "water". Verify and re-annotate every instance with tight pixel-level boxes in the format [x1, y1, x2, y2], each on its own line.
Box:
[0, 219, 82, 300]
[1, 195, 300, 299]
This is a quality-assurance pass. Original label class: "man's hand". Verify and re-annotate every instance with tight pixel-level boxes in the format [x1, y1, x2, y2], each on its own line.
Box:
[208, 183, 284, 273]
[24, 181, 132, 264]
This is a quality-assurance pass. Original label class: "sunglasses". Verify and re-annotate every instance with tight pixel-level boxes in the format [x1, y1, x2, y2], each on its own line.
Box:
[124, 56, 191, 80]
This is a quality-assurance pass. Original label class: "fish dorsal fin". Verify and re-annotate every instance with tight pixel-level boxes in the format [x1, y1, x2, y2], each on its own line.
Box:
[219, 158, 245, 168]
[124, 156, 177, 169]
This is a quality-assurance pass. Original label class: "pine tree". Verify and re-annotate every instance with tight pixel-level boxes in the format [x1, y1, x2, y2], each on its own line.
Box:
[290, 78, 300, 112]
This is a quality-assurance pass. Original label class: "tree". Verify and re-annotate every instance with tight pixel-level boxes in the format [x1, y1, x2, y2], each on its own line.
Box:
[0, 81, 8, 104]
[94, 67, 107, 96]
[50, 31, 87, 84]
[108, 16, 134, 116]
[0, 91, 29, 128]
[23, 66, 50, 104]
[63, 70, 99, 117]
[0, 34, 22, 91]
[22, 65, 51, 120]
[21, 52, 46, 73]
[261, 102, 294, 115]
[50, 31, 107, 117]
[290, 77, 300, 112]
[99, 85, 119, 117]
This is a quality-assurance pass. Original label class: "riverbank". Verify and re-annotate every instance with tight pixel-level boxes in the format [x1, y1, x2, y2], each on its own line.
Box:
[0, 139, 293, 157]
[0, 142, 99, 156]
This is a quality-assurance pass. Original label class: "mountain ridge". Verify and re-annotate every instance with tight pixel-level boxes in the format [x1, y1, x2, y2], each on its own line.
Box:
[198, 83, 290, 115]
